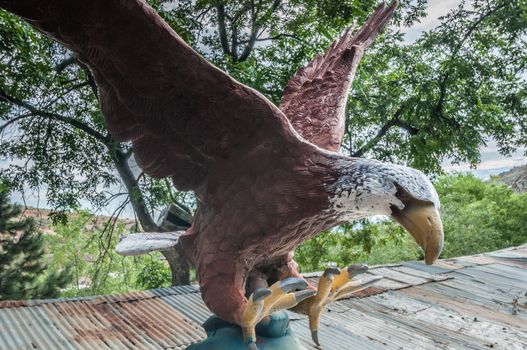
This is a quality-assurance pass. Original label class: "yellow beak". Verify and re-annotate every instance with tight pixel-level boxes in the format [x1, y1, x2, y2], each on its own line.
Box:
[392, 202, 444, 265]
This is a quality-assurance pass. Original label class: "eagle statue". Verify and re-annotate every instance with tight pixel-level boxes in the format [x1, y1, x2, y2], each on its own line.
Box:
[0, 0, 444, 349]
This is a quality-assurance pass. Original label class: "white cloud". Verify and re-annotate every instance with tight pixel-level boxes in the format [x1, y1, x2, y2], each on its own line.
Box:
[401, 0, 463, 43]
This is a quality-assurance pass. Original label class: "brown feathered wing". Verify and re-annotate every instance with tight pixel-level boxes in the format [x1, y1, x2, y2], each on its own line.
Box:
[0, 0, 298, 192]
[279, 1, 398, 152]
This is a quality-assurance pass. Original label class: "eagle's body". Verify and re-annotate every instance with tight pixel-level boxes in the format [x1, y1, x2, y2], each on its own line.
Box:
[179, 132, 335, 320]
[1, 0, 444, 346]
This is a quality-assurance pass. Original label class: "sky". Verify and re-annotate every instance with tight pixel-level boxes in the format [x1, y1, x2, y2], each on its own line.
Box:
[401, 0, 464, 42]
[2, 0, 525, 217]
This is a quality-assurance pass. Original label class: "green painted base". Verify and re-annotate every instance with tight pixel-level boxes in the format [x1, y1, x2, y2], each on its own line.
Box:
[186, 311, 307, 350]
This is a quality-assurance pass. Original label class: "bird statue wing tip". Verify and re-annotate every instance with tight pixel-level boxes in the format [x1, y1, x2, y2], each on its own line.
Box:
[115, 232, 183, 256]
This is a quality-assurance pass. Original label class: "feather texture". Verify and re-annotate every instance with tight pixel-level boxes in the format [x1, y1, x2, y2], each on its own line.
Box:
[279, 1, 398, 152]
[1, 0, 300, 191]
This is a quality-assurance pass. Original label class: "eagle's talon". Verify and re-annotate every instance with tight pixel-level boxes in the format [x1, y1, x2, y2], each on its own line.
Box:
[332, 264, 368, 292]
[295, 289, 317, 302]
[269, 289, 316, 314]
[252, 288, 272, 303]
[242, 278, 312, 347]
[311, 330, 320, 346]
[292, 264, 383, 346]
[322, 266, 341, 277]
[348, 263, 369, 276]
[247, 342, 259, 350]
[279, 277, 308, 292]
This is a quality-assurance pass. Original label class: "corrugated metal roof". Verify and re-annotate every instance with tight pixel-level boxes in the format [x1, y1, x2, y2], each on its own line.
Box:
[1, 245, 526, 349]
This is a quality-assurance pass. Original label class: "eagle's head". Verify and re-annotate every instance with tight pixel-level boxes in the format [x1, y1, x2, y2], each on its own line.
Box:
[329, 158, 444, 265]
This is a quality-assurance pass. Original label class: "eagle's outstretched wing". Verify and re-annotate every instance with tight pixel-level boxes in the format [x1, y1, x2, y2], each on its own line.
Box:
[0, 0, 299, 192]
[279, 1, 398, 152]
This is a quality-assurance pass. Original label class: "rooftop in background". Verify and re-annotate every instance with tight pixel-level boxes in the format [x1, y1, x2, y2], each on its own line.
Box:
[1, 245, 526, 349]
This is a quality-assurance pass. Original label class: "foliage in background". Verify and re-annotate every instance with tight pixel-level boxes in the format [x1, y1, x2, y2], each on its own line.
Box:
[0, 188, 71, 300]
[45, 212, 171, 297]
[436, 173, 527, 257]
[136, 258, 172, 290]
[295, 220, 420, 272]
[0, 0, 416, 285]
[4, 0, 514, 223]
[346, 0, 527, 172]
[296, 173, 527, 272]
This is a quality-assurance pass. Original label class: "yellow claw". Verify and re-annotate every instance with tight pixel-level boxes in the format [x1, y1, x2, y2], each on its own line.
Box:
[241, 278, 312, 350]
[331, 264, 368, 292]
[299, 265, 383, 347]
[270, 290, 316, 314]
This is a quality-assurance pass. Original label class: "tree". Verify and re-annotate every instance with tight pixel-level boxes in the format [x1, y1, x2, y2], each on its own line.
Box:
[0, 0, 525, 285]
[0, 186, 71, 300]
[345, 0, 527, 172]
[436, 173, 527, 256]
[135, 257, 172, 290]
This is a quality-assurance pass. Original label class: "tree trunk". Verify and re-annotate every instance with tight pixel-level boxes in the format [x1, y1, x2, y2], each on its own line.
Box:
[112, 149, 191, 285]
[162, 247, 190, 286]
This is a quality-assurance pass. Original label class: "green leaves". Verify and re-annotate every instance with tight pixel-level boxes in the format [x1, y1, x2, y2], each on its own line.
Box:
[3, 0, 520, 222]
[135, 257, 172, 290]
[0, 189, 72, 300]
[437, 173, 527, 256]
[0, 9, 117, 213]
[1, 1, 526, 287]
[295, 219, 420, 272]
[346, 0, 527, 173]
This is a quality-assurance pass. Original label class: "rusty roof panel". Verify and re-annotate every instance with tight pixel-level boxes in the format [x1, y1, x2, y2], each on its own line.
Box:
[1, 245, 526, 350]
[371, 267, 432, 285]
[160, 292, 213, 325]
[342, 297, 512, 349]
[402, 260, 455, 274]
[487, 245, 527, 265]
[0, 287, 206, 350]
[390, 265, 450, 281]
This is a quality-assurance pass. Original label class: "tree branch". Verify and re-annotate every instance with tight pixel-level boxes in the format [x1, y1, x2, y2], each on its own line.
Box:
[112, 151, 159, 232]
[231, 22, 239, 60]
[44, 81, 89, 108]
[0, 87, 110, 145]
[55, 55, 76, 73]
[111, 148, 190, 285]
[231, 1, 254, 23]
[431, 73, 460, 129]
[238, 30, 257, 61]
[217, 0, 282, 62]
[238, 0, 281, 62]
[75, 61, 99, 101]
[0, 112, 33, 133]
[431, 1, 508, 129]
[452, 1, 507, 57]
[243, 33, 302, 43]
[123, 146, 134, 159]
[352, 108, 418, 158]
[394, 118, 419, 135]
[216, 5, 232, 56]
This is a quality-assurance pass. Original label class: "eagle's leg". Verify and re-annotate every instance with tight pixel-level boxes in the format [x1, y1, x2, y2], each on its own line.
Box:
[292, 264, 383, 346]
[241, 277, 315, 350]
